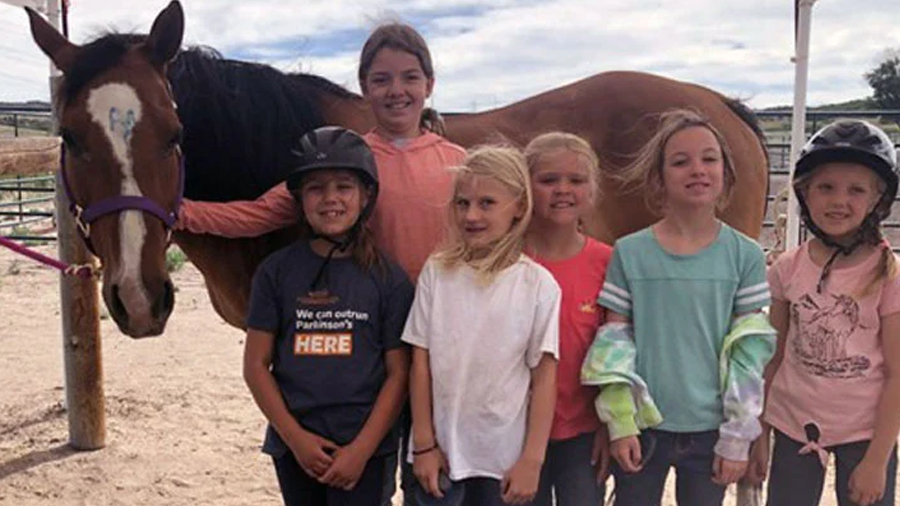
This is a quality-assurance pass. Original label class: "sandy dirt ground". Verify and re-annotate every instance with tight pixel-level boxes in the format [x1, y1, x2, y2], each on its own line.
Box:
[0, 244, 896, 506]
[0, 137, 59, 177]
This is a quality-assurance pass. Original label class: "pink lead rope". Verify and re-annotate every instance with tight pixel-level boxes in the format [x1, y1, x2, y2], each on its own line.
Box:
[0, 235, 98, 279]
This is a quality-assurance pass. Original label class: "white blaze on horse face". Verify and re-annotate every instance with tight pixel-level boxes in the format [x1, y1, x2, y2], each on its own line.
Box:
[86, 83, 151, 313]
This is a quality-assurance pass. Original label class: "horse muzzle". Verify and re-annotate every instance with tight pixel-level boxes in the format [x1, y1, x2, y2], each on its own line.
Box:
[103, 277, 175, 338]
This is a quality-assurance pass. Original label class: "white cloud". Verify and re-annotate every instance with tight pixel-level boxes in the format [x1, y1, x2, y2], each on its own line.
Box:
[1, 0, 898, 111]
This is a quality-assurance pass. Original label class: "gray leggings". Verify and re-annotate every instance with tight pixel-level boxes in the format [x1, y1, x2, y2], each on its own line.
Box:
[767, 430, 897, 506]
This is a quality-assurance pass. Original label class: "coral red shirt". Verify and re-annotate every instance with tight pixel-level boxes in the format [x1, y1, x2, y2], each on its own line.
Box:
[179, 130, 466, 282]
[531, 237, 613, 440]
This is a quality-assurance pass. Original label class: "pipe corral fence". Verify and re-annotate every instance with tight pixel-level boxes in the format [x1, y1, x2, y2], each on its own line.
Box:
[0, 106, 57, 242]
[0, 105, 53, 138]
[0, 174, 56, 241]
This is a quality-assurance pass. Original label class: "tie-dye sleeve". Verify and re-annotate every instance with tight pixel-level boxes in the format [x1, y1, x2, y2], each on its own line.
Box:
[715, 314, 776, 461]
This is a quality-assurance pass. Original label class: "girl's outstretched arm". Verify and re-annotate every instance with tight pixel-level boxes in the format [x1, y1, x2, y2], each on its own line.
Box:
[410, 345, 448, 499]
[178, 182, 297, 237]
[502, 353, 557, 504]
[243, 328, 337, 478]
[321, 346, 410, 490]
[849, 312, 900, 505]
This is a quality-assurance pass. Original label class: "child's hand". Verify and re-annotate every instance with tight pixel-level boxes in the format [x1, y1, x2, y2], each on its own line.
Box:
[712, 455, 747, 485]
[501, 456, 542, 504]
[611, 435, 643, 473]
[319, 442, 369, 490]
[849, 458, 887, 506]
[744, 433, 770, 486]
[592, 426, 611, 483]
[413, 447, 449, 498]
[289, 431, 339, 478]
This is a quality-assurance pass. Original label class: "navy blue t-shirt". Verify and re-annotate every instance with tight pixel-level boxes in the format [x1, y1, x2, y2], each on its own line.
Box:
[246, 241, 414, 458]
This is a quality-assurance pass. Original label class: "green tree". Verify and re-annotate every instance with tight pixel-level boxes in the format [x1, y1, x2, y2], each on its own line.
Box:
[866, 49, 900, 109]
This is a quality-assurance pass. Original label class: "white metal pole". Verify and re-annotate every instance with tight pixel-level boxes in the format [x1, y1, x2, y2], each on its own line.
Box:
[786, 0, 818, 249]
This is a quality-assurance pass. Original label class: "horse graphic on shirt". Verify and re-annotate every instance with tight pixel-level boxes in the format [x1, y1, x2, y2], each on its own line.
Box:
[791, 293, 871, 378]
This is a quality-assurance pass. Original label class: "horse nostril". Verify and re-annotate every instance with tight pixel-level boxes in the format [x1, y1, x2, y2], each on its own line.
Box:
[152, 280, 175, 321]
[109, 284, 129, 328]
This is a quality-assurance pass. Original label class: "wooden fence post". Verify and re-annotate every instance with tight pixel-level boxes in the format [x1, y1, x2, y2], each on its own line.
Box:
[56, 174, 105, 450]
[51, 74, 106, 449]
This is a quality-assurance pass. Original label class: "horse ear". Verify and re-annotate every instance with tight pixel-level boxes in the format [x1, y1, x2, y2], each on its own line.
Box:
[26, 7, 79, 73]
[145, 0, 184, 66]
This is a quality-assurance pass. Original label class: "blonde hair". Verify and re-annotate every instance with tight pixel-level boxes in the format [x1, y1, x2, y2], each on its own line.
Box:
[865, 246, 900, 298]
[358, 22, 445, 136]
[434, 145, 533, 281]
[524, 131, 600, 196]
[794, 168, 900, 298]
[620, 109, 737, 213]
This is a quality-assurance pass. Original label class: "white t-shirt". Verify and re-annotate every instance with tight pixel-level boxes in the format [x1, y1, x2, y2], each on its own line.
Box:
[402, 255, 561, 480]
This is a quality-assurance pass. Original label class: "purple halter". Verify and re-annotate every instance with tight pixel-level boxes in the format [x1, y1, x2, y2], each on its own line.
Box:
[59, 143, 185, 256]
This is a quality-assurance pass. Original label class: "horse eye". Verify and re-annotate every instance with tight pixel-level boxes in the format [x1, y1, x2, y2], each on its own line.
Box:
[60, 129, 84, 156]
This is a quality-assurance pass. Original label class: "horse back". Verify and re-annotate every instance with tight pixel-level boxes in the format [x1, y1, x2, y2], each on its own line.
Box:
[444, 71, 769, 243]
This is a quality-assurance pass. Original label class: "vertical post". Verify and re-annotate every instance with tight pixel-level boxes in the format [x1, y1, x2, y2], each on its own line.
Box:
[785, 0, 818, 250]
[17, 175, 23, 225]
[48, 0, 106, 450]
[14, 113, 19, 137]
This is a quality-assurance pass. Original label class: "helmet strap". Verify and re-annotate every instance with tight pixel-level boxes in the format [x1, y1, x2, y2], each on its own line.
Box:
[811, 209, 883, 293]
[306, 209, 372, 293]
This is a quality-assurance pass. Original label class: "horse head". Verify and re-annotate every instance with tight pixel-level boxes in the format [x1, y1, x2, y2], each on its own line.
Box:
[28, 1, 185, 338]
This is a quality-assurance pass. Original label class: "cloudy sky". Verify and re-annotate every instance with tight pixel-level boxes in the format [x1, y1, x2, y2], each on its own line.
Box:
[0, 0, 898, 111]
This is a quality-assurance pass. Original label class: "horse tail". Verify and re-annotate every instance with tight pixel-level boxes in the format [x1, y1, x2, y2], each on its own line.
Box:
[722, 96, 768, 165]
[722, 96, 771, 222]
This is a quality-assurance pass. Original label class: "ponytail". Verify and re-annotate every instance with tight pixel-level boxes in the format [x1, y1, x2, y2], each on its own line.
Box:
[420, 107, 446, 137]
[857, 241, 899, 298]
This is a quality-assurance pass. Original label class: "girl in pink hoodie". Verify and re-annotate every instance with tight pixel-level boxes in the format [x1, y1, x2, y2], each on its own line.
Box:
[178, 23, 465, 282]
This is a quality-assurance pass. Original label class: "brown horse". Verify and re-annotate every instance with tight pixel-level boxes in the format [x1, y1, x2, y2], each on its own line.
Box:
[28, 1, 768, 337]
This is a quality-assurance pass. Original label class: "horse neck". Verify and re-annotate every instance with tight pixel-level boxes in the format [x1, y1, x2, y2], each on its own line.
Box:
[319, 93, 375, 134]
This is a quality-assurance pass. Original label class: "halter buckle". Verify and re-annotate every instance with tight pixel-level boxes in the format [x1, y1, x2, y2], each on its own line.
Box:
[72, 205, 91, 238]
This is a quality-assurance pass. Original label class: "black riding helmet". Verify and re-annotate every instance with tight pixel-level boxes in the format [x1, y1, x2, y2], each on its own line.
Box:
[286, 126, 379, 223]
[792, 119, 899, 291]
[285, 126, 379, 292]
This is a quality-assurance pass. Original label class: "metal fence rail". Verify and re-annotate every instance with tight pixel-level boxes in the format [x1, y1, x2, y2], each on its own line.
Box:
[0, 174, 56, 242]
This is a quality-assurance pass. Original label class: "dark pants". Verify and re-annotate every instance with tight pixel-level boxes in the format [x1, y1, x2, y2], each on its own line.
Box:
[767, 429, 898, 506]
[534, 431, 606, 506]
[383, 404, 417, 506]
[611, 429, 726, 506]
[412, 477, 530, 506]
[273, 452, 387, 506]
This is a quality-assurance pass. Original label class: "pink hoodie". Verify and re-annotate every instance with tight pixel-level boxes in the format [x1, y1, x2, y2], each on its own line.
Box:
[178, 130, 466, 282]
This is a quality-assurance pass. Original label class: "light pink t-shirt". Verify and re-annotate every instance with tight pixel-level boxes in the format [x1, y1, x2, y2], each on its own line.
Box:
[765, 242, 900, 447]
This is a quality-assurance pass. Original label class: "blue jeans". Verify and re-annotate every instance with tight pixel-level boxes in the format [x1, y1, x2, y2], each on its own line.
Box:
[534, 431, 607, 506]
[611, 429, 726, 506]
[767, 429, 898, 506]
[411, 477, 530, 506]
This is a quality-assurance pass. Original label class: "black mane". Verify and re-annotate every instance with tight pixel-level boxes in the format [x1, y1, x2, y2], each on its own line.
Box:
[61, 32, 363, 202]
[169, 46, 361, 201]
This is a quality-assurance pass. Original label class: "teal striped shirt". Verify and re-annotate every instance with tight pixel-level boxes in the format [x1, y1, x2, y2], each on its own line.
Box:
[597, 223, 770, 432]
